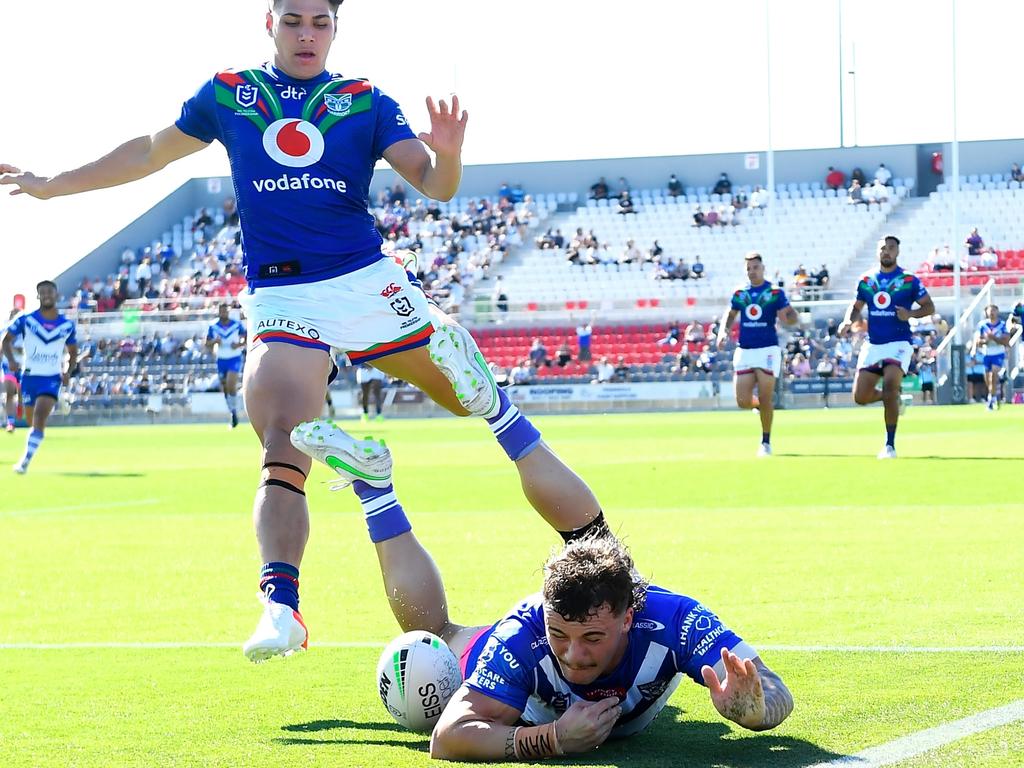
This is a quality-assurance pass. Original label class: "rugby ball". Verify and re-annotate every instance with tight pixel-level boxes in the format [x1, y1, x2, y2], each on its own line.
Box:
[375, 630, 462, 733]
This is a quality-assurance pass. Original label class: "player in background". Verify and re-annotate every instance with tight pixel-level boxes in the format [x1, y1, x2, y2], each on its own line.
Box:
[971, 304, 1011, 411]
[2, 281, 78, 473]
[206, 303, 246, 428]
[2, 0, 599, 662]
[357, 363, 387, 422]
[1007, 295, 1024, 334]
[290, 419, 793, 760]
[716, 252, 798, 457]
[838, 236, 934, 459]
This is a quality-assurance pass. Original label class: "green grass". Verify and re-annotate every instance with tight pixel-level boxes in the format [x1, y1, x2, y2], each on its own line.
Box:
[1, 406, 1022, 767]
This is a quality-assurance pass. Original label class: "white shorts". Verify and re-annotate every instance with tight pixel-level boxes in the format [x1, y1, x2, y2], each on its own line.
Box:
[857, 340, 913, 374]
[239, 257, 435, 364]
[733, 345, 782, 377]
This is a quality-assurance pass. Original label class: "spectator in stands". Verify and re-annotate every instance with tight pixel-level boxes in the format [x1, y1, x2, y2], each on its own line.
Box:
[193, 207, 214, 234]
[712, 173, 732, 195]
[793, 264, 810, 287]
[491, 276, 508, 314]
[1011, 163, 1024, 183]
[616, 190, 636, 215]
[389, 182, 407, 205]
[555, 340, 572, 368]
[691, 256, 705, 279]
[576, 321, 593, 362]
[749, 186, 768, 209]
[648, 240, 664, 263]
[694, 344, 715, 375]
[535, 228, 556, 250]
[684, 320, 706, 344]
[510, 358, 535, 386]
[589, 177, 610, 200]
[931, 245, 955, 272]
[510, 183, 525, 204]
[917, 351, 936, 404]
[498, 181, 512, 200]
[613, 355, 632, 382]
[617, 177, 630, 196]
[703, 208, 720, 227]
[442, 275, 464, 317]
[733, 189, 749, 209]
[789, 352, 811, 378]
[847, 179, 865, 205]
[874, 163, 892, 186]
[978, 249, 998, 269]
[121, 246, 136, 265]
[135, 256, 153, 298]
[653, 258, 673, 281]
[657, 322, 680, 348]
[674, 346, 691, 374]
[592, 356, 615, 384]
[850, 167, 867, 186]
[717, 203, 736, 226]
[825, 166, 846, 190]
[965, 228, 984, 256]
[867, 180, 888, 203]
[160, 374, 176, 394]
[812, 264, 830, 288]
[528, 338, 549, 367]
[620, 239, 642, 264]
[692, 209, 707, 227]
[223, 196, 240, 227]
[667, 174, 683, 197]
[672, 258, 691, 281]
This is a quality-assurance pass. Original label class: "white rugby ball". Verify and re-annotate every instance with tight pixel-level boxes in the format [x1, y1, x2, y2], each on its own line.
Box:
[375, 630, 462, 733]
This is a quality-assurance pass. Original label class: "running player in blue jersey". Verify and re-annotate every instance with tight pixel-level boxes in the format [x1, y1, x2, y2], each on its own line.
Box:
[289, 419, 793, 760]
[206, 304, 247, 428]
[971, 304, 1011, 411]
[716, 253, 798, 457]
[2, 281, 78, 474]
[1, 0, 599, 661]
[837, 236, 934, 459]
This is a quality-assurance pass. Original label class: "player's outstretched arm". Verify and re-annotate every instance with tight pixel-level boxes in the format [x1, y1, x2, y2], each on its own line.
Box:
[384, 95, 467, 202]
[701, 648, 793, 731]
[0, 126, 209, 200]
[780, 305, 799, 326]
[836, 299, 864, 337]
[716, 308, 738, 350]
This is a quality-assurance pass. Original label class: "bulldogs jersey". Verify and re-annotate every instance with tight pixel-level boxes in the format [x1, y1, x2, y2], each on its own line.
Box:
[176, 63, 416, 289]
[856, 268, 928, 344]
[465, 587, 754, 738]
[5, 310, 76, 377]
[730, 282, 789, 348]
[976, 319, 1009, 356]
[207, 319, 246, 360]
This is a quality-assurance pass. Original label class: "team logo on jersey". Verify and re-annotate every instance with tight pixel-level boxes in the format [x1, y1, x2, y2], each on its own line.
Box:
[638, 680, 670, 701]
[262, 119, 325, 168]
[235, 84, 259, 109]
[380, 283, 402, 299]
[744, 304, 763, 321]
[633, 619, 666, 631]
[324, 93, 353, 116]
[694, 615, 713, 631]
[390, 297, 415, 317]
[873, 291, 892, 310]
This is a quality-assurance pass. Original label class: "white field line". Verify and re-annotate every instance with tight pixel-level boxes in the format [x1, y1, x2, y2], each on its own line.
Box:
[1, 498, 162, 517]
[1, 642, 1022, 651]
[805, 698, 1024, 767]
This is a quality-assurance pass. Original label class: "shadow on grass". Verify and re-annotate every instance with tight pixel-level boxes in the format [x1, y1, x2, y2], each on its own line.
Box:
[776, 453, 1020, 461]
[54, 471, 146, 477]
[278, 707, 845, 766]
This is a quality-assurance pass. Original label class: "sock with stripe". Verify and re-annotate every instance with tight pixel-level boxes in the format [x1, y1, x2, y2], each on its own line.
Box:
[21, 429, 43, 465]
[762, 432, 770, 445]
[353, 480, 412, 543]
[6, 415, 15, 429]
[259, 561, 300, 610]
[886, 425, 897, 449]
[486, 388, 542, 461]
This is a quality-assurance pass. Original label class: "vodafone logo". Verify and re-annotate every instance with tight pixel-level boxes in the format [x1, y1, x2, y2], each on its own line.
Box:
[745, 304, 763, 321]
[262, 119, 324, 168]
[873, 291, 892, 310]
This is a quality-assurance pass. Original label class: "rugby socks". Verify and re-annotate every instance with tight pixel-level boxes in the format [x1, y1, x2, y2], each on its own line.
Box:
[21, 429, 43, 465]
[486, 388, 542, 461]
[885, 425, 897, 449]
[259, 562, 300, 611]
[762, 432, 771, 446]
[225, 393, 239, 415]
[6, 414, 14, 429]
[559, 511, 611, 543]
[353, 479, 412, 543]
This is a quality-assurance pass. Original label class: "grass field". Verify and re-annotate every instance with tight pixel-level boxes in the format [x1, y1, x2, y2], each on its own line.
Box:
[2, 406, 1022, 767]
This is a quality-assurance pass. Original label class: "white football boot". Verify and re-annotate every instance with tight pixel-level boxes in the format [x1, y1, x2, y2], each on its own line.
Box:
[877, 445, 897, 460]
[757, 442, 772, 458]
[428, 324, 500, 419]
[12, 460, 27, 474]
[243, 595, 309, 663]
[290, 419, 392, 490]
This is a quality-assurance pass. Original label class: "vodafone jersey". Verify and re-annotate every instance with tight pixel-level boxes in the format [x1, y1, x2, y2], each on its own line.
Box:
[176, 63, 416, 289]
[855, 268, 928, 344]
[730, 281, 789, 349]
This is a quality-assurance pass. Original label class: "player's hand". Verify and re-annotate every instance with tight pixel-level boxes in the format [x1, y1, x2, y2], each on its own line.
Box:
[554, 697, 621, 753]
[62, 371, 70, 387]
[895, 307, 913, 322]
[701, 648, 766, 729]
[836, 321, 852, 337]
[716, 335, 727, 351]
[418, 95, 468, 159]
[0, 165, 56, 199]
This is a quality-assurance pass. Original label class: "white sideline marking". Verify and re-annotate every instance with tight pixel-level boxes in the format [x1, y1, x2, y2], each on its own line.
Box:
[805, 699, 1024, 767]
[2, 642, 1023, 652]
[1, 498, 162, 517]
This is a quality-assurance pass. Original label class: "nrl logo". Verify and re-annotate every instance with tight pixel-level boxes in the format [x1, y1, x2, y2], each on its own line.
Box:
[235, 84, 259, 109]
[324, 93, 352, 116]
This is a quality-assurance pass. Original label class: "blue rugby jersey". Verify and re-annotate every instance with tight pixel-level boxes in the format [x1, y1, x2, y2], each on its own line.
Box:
[730, 281, 789, 349]
[976, 319, 1009, 356]
[5, 310, 77, 377]
[207, 319, 246, 360]
[464, 587, 753, 738]
[176, 63, 417, 289]
[855, 268, 929, 344]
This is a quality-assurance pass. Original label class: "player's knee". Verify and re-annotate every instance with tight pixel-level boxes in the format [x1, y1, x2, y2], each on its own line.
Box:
[736, 395, 754, 410]
[853, 390, 871, 405]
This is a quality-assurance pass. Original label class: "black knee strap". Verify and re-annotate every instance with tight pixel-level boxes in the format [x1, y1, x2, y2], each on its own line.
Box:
[262, 461, 307, 479]
[559, 511, 610, 543]
[261, 478, 306, 496]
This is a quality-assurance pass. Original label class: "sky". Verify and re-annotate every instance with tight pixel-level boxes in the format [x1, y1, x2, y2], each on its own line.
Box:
[1, 0, 1022, 302]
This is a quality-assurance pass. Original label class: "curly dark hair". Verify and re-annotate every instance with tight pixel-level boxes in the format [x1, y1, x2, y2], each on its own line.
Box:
[542, 537, 648, 623]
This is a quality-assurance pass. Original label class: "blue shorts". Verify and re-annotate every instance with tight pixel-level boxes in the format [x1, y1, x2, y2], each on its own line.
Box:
[20, 373, 61, 407]
[217, 357, 243, 377]
[983, 354, 1005, 370]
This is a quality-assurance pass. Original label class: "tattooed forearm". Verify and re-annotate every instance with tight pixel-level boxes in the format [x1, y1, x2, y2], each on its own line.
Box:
[752, 667, 794, 730]
[505, 728, 518, 760]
